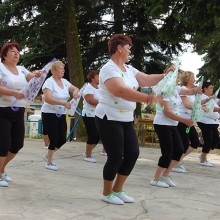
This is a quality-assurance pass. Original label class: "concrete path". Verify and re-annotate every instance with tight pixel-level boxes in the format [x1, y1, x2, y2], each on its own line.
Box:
[0, 139, 220, 220]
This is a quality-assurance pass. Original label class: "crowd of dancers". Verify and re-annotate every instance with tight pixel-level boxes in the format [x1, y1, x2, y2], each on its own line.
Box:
[0, 35, 219, 206]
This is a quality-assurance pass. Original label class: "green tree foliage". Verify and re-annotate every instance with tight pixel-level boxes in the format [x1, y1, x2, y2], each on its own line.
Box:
[147, 0, 220, 85]
[1, 0, 219, 120]
[0, 0, 185, 77]
[189, 1, 220, 84]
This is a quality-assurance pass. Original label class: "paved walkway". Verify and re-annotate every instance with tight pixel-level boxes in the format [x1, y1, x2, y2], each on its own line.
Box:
[0, 139, 220, 220]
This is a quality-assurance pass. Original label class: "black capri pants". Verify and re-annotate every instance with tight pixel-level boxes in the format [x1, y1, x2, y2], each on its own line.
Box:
[41, 113, 67, 150]
[154, 124, 184, 168]
[177, 122, 200, 153]
[82, 115, 100, 145]
[95, 115, 139, 181]
[197, 122, 219, 153]
[41, 112, 48, 135]
[0, 107, 25, 156]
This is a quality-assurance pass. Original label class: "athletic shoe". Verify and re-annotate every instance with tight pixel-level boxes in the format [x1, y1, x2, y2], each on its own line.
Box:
[114, 190, 134, 203]
[160, 175, 176, 187]
[84, 156, 96, 163]
[150, 179, 169, 188]
[45, 163, 58, 171]
[0, 178, 8, 187]
[100, 151, 107, 156]
[200, 160, 213, 167]
[2, 172, 12, 182]
[179, 162, 186, 171]
[171, 167, 187, 173]
[101, 193, 124, 205]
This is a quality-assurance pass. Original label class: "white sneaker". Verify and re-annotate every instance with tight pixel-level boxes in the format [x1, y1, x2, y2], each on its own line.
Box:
[45, 163, 58, 171]
[114, 191, 134, 203]
[100, 151, 107, 156]
[101, 193, 124, 205]
[150, 179, 169, 188]
[84, 156, 96, 163]
[171, 167, 187, 173]
[0, 178, 8, 187]
[179, 162, 186, 171]
[2, 173, 12, 182]
[161, 175, 176, 187]
[200, 160, 213, 167]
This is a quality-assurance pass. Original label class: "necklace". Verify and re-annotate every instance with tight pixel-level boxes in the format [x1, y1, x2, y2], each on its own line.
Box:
[110, 59, 126, 77]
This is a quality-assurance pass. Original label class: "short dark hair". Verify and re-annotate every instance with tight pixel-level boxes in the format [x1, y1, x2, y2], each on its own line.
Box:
[0, 42, 20, 62]
[108, 34, 132, 56]
[202, 81, 212, 91]
[87, 70, 99, 82]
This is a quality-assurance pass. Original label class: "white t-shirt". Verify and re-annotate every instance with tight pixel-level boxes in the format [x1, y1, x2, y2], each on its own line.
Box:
[82, 83, 100, 117]
[178, 85, 195, 119]
[95, 59, 139, 122]
[154, 88, 182, 126]
[197, 94, 219, 124]
[0, 63, 29, 107]
[41, 76, 72, 114]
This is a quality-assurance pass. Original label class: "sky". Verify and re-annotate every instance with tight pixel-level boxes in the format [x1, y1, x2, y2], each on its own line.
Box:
[179, 51, 205, 77]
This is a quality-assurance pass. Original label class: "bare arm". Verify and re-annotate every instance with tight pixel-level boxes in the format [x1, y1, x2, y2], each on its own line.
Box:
[135, 72, 165, 87]
[135, 66, 175, 87]
[162, 100, 194, 127]
[43, 88, 71, 109]
[105, 77, 157, 104]
[181, 96, 193, 110]
[213, 107, 220, 112]
[68, 85, 80, 98]
[182, 96, 208, 112]
[26, 70, 42, 82]
[84, 94, 99, 106]
[179, 86, 202, 96]
[0, 82, 24, 99]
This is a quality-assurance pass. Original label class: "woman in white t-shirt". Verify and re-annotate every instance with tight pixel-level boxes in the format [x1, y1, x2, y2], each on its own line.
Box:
[173, 71, 208, 172]
[0, 42, 41, 187]
[197, 81, 220, 167]
[82, 70, 101, 163]
[151, 71, 194, 188]
[41, 61, 79, 171]
[95, 34, 174, 205]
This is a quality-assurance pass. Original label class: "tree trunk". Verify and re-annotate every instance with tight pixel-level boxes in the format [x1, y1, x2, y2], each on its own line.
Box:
[112, 0, 123, 33]
[64, 0, 85, 138]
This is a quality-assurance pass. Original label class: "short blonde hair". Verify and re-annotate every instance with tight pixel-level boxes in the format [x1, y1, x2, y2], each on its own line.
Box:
[51, 61, 64, 73]
[180, 71, 194, 86]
